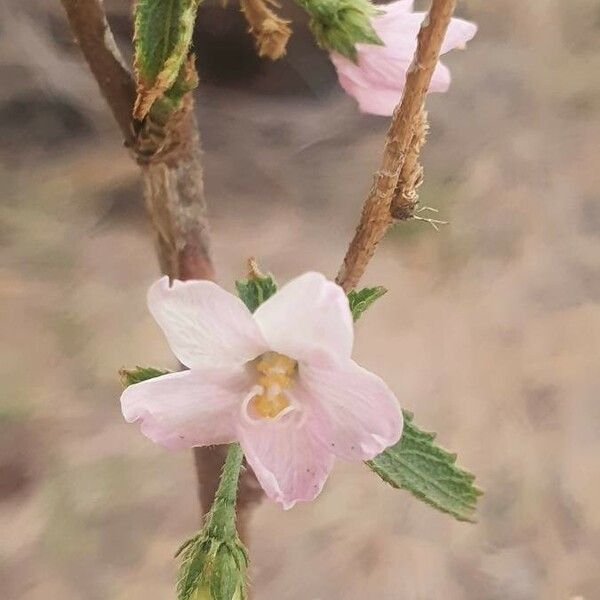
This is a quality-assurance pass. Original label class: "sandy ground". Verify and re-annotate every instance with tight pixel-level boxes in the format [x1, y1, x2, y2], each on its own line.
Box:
[1, 1, 599, 598]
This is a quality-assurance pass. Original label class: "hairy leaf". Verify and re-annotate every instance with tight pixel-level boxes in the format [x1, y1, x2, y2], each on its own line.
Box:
[367, 411, 482, 522]
[235, 273, 277, 313]
[148, 54, 199, 124]
[133, 0, 201, 119]
[119, 366, 170, 387]
[209, 542, 248, 600]
[347, 286, 387, 321]
[177, 536, 214, 600]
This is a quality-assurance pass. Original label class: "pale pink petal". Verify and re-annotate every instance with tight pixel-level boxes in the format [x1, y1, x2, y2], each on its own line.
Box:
[253, 272, 353, 362]
[335, 54, 451, 115]
[440, 18, 478, 54]
[238, 411, 334, 509]
[330, 3, 476, 116]
[329, 52, 372, 89]
[300, 357, 403, 461]
[331, 47, 411, 116]
[429, 61, 451, 93]
[372, 8, 422, 44]
[378, 0, 414, 17]
[147, 277, 267, 369]
[331, 50, 411, 115]
[121, 368, 250, 449]
[336, 73, 403, 116]
[358, 51, 411, 92]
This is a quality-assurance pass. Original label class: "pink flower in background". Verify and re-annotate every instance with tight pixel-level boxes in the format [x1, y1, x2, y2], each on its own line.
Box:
[121, 273, 402, 509]
[330, 0, 477, 116]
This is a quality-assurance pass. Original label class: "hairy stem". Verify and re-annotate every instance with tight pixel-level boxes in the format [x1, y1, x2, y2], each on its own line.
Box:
[205, 444, 245, 540]
[336, 0, 457, 291]
[60, 0, 260, 539]
[390, 107, 429, 220]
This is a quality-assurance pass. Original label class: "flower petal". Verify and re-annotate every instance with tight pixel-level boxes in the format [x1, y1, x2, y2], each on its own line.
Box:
[379, 0, 415, 16]
[300, 358, 403, 461]
[121, 368, 249, 449]
[253, 272, 353, 362]
[440, 17, 478, 54]
[335, 70, 404, 116]
[147, 276, 267, 369]
[429, 61, 451, 93]
[330, 4, 476, 117]
[372, 6, 422, 44]
[238, 411, 334, 509]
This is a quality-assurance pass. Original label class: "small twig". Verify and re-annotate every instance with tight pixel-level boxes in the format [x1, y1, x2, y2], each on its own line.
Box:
[240, 0, 292, 60]
[60, 0, 136, 144]
[336, 0, 458, 291]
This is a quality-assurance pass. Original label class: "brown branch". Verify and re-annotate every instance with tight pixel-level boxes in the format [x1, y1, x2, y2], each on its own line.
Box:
[60, 0, 261, 538]
[336, 0, 457, 291]
[390, 107, 428, 220]
[60, 0, 136, 144]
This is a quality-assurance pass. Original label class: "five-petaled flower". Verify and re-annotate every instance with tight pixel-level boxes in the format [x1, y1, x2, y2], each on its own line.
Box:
[121, 272, 403, 508]
[330, 0, 477, 116]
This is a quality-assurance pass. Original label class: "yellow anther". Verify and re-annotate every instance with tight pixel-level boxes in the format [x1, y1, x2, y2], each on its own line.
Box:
[257, 352, 296, 376]
[251, 393, 290, 419]
[258, 374, 291, 388]
[251, 352, 297, 419]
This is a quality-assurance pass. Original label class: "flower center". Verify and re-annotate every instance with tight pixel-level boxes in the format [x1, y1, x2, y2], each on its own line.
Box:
[250, 352, 297, 419]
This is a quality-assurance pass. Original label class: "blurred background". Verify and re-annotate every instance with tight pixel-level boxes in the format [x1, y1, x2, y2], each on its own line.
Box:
[1, 0, 599, 598]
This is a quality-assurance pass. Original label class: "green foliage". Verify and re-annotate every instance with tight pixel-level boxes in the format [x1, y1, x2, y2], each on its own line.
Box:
[133, 0, 201, 119]
[119, 366, 170, 387]
[147, 55, 199, 124]
[235, 271, 277, 313]
[347, 286, 387, 321]
[367, 411, 482, 522]
[295, 0, 383, 61]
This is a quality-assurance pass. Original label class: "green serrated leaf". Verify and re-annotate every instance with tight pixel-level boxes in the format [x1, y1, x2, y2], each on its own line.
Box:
[235, 274, 277, 313]
[119, 366, 170, 387]
[133, 0, 201, 119]
[148, 54, 199, 124]
[367, 410, 482, 522]
[347, 285, 387, 321]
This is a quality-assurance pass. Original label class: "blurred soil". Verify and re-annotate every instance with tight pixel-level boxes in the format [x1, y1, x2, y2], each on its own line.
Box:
[1, 0, 599, 598]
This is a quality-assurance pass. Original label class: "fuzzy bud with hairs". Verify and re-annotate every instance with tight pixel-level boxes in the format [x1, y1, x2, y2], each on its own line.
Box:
[177, 534, 248, 600]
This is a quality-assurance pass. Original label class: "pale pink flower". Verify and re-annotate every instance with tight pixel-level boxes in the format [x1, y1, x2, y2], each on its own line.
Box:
[121, 272, 402, 509]
[330, 0, 477, 116]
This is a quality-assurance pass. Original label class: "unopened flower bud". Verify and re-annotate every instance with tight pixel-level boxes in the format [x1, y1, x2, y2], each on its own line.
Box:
[177, 536, 248, 600]
[190, 583, 243, 600]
